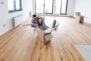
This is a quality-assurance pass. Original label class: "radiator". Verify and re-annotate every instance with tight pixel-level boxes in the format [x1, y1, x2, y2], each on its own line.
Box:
[13, 14, 24, 27]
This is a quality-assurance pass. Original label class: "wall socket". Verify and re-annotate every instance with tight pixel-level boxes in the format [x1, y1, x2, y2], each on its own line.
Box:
[3, 24, 6, 27]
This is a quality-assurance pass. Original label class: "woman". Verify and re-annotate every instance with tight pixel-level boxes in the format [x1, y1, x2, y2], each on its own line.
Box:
[36, 17, 47, 31]
[37, 17, 58, 35]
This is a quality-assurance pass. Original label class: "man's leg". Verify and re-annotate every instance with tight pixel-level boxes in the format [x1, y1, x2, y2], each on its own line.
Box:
[31, 23, 38, 27]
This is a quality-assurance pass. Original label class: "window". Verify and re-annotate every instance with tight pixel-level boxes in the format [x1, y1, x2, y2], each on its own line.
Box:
[8, 0, 22, 12]
[35, 0, 53, 14]
[45, 0, 53, 13]
[36, 0, 44, 13]
[61, 0, 68, 14]
[35, 0, 68, 15]
[55, 0, 62, 14]
[55, 0, 68, 15]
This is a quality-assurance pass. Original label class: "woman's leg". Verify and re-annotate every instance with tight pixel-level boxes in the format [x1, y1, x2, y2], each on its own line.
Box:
[42, 20, 48, 30]
[52, 20, 59, 31]
[52, 20, 56, 28]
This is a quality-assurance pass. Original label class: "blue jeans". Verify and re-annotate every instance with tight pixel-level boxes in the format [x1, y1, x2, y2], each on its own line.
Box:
[31, 23, 38, 27]
[31, 19, 56, 31]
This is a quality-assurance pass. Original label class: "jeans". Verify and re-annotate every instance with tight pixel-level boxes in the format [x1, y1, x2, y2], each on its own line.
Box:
[31, 23, 38, 27]
[31, 19, 56, 31]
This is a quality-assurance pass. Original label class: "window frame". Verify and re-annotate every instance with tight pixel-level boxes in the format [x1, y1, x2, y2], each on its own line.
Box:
[8, 0, 22, 13]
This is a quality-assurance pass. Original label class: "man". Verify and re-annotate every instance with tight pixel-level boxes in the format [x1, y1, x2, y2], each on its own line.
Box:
[31, 14, 46, 29]
[31, 14, 38, 27]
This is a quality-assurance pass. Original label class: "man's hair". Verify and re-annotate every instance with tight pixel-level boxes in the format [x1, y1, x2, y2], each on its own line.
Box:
[32, 14, 37, 17]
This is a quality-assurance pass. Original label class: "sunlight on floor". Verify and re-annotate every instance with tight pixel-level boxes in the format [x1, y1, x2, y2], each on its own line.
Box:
[75, 44, 91, 61]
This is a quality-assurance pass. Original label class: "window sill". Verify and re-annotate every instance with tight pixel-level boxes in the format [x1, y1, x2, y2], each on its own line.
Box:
[9, 10, 22, 13]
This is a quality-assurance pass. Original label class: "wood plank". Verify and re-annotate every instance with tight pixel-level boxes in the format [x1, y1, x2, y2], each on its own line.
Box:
[1, 16, 91, 61]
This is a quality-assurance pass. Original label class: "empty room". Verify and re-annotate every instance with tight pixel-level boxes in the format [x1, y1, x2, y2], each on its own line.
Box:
[0, 0, 91, 61]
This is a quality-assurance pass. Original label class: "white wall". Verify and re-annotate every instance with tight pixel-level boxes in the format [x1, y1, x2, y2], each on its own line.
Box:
[0, 0, 10, 35]
[75, 0, 91, 23]
[0, 0, 32, 36]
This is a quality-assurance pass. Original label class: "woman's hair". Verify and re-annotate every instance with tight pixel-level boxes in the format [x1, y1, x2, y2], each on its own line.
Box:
[36, 17, 42, 26]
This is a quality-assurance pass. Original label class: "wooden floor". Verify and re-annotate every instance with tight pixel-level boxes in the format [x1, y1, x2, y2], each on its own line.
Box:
[0, 17, 91, 61]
